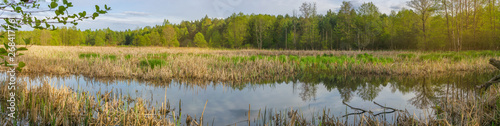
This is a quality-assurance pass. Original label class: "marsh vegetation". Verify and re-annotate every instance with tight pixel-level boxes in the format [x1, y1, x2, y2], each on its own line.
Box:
[0, 46, 498, 125]
[19, 46, 499, 83]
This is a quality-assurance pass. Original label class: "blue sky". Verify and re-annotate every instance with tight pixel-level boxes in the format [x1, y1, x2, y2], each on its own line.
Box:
[20, 0, 411, 31]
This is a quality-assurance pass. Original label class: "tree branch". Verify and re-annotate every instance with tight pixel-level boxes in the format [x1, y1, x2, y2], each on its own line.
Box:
[476, 58, 500, 89]
[342, 101, 404, 117]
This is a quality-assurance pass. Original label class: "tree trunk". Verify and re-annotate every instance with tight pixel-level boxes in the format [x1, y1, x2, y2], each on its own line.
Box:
[285, 26, 288, 50]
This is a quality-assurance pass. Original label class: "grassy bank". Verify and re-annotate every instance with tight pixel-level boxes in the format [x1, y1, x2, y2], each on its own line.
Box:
[17, 46, 497, 83]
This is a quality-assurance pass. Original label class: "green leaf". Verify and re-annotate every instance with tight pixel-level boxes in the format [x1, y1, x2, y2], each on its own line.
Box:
[50, 2, 58, 9]
[95, 5, 100, 11]
[92, 13, 99, 19]
[79, 11, 87, 17]
[3, 43, 9, 50]
[17, 47, 28, 51]
[58, 6, 66, 12]
[18, 62, 25, 68]
[0, 48, 6, 53]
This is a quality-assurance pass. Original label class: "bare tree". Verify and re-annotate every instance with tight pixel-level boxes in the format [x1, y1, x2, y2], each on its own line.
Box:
[408, 0, 437, 50]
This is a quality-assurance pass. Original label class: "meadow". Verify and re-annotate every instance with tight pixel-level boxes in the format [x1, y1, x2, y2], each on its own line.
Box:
[18, 46, 499, 84]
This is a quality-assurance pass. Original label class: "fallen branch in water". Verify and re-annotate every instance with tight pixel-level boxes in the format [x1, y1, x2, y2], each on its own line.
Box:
[374, 102, 404, 112]
[342, 101, 404, 117]
[476, 59, 500, 89]
[342, 101, 366, 113]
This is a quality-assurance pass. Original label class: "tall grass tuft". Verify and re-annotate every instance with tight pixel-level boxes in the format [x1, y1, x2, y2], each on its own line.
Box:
[79, 53, 99, 59]
[139, 59, 166, 69]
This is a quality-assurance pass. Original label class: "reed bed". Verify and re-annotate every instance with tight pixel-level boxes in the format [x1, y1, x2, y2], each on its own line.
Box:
[0, 80, 176, 125]
[16, 46, 497, 84]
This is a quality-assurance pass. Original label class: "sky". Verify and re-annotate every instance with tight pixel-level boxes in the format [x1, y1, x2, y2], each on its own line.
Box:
[11, 0, 412, 31]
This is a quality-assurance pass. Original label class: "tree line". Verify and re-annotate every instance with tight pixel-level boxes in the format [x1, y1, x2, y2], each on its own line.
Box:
[6, 0, 500, 50]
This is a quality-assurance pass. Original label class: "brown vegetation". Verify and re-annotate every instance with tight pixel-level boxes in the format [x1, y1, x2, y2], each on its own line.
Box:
[17, 46, 495, 84]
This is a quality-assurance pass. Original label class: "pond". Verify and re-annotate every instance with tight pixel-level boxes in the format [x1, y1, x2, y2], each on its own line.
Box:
[15, 72, 494, 125]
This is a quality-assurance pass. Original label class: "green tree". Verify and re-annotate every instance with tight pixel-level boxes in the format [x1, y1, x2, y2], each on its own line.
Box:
[224, 13, 248, 48]
[336, 1, 357, 49]
[356, 2, 381, 50]
[149, 31, 161, 46]
[194, 32, 208, 47]
[407, 0, 437, 50]
[299, 2, 320, 50]
[163, 25, 179, 47]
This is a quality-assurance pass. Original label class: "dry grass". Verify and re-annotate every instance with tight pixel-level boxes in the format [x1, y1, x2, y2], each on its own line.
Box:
[16, 46, 495, 83]
[0, 80, 175, 125]
[432, 85, 500, 126]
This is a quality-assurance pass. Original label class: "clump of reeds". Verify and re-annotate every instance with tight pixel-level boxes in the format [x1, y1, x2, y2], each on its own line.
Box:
[79, 53, 99, 59]
[0, 80, 175, 125]
[432, 85, 500, 125]
[139, 59, 166, 69]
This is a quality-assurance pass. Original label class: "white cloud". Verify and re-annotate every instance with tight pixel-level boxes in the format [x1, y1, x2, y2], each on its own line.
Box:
[122, 11, 151, 16]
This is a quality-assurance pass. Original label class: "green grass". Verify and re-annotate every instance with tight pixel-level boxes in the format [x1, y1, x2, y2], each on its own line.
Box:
[398, 53, 416, 59]
[124, 54, 132, 60]
[139, 59, 166, 69]
[102, 55, 117, 61]
[215, 54, 394, 72]
[79, 53, 99, 59]
[417, 50, 500, 62]
[147, 53, 187, 59]
[419, 53, 466, 62]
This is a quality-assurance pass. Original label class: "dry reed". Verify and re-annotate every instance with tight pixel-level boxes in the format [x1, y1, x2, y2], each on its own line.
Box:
[15, 46, 496, 84]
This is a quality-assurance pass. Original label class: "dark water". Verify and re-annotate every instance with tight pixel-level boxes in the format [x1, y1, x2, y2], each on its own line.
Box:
[14, 72, 494, 125]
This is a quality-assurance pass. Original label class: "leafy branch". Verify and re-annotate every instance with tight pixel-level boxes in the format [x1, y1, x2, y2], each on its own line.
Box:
[0, 0, 110, 72]
[0, 0, 111, 30]
[0, 43, 27, 72]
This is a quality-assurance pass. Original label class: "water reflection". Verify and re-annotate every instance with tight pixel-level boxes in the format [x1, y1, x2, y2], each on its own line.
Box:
[13, 72, 496, 125]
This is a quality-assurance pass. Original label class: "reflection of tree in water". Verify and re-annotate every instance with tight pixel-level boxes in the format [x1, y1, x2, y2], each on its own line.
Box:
[357, 82, 383, 101]
[298, 83, 317, 101]
[408, 78, 438, 109]
[294, 72, 492, 103]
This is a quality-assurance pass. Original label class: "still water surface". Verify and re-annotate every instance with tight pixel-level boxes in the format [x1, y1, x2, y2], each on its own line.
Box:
[19, 72, 493, 125]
